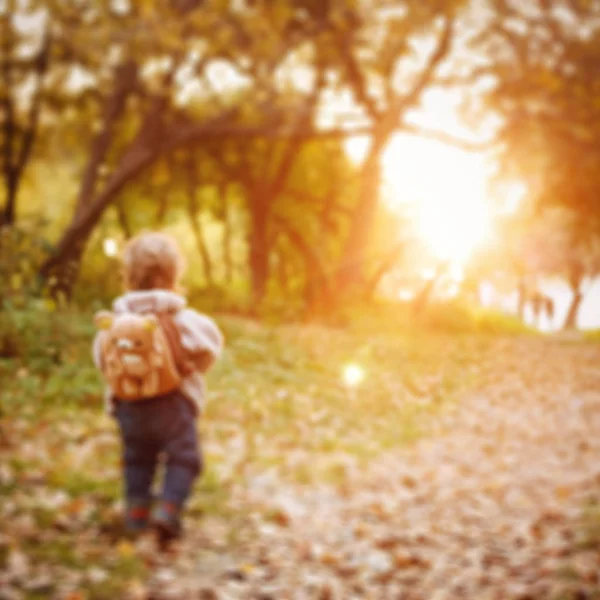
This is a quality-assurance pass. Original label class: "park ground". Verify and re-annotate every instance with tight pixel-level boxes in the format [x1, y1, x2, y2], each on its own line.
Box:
[1, 311, 600, 599]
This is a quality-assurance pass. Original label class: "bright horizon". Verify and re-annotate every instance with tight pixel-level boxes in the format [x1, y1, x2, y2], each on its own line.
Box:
[346, 133, 493, 267]
[344, 92, 600, 330]
[344, 85, 498, 272]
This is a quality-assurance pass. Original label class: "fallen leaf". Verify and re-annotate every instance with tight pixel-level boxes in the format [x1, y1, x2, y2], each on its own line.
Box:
[116, 539, 136, 559]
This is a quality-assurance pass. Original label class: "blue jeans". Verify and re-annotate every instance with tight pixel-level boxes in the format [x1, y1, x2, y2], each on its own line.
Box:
[114, 391, 202, 507]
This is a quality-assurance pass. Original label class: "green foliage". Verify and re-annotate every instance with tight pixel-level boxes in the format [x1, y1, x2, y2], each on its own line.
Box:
[341, 299, 535, 337]
[4, 0, 474, 315]
[582, 329, 600, 343]
[578, 498, 600, 551]
[415, 301, 533, 335]
[0, 222, 80, 370]
[472, 308, 536, 335]
[0, 222, 52, 304]
[477, 0, 600, 219]
[1, 304, 486, 475]
[0, 303, 100, 408]
[72, 234, 124, 308]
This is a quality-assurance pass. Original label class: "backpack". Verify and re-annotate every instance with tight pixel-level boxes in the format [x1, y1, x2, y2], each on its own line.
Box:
[94, 310, 193, 401]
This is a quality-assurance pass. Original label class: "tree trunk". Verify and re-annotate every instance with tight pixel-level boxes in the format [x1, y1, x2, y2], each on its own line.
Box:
[333, 18, 454, 302]
[39, 139, 158, 295]
[1, 6, 16, 226]
[275, 249, 290, 297]
[412, 262, 449, 317]
[221, 183, 233, 284]
[244, 67, 324, 307]
[189, 210, 214, 287]
[563, 288, 583, 330]
[272, 215, 331, 316]
[336, 135, 387, 295]
[1, 175, 17, 226]
[1, 26, 49, 226]
[563, 265, 586, 330]
[244, 129, 311, 307]
[185, 153, 215, 287]
[248, 199, 270, 307]
[74, 61, 137, 220]
[244, 128, 308, 305]
[516, 277, 527, 321]
[187, 197, 214, 288]
[115, 201, 132, 239]
[363, 242, 405, 301]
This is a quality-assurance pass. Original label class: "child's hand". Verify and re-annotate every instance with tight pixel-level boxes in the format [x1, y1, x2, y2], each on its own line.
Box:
[193, 350, 215, 373]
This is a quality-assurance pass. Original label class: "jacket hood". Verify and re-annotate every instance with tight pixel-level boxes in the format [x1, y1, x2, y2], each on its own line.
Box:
[113, 290, 187, 315]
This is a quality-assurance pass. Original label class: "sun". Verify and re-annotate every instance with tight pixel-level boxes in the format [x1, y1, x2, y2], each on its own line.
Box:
[343, 131, 494, 270]
[414, 188, 491, 267]
[381, 136, 492, 268]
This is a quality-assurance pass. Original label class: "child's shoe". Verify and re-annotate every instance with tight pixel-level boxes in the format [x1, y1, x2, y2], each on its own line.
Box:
[151, 501, 182, 542]
[124, 499, 151, 535]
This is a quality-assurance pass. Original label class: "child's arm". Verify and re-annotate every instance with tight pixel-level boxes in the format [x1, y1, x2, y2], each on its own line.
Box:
[91, 331, 115, 413]
[175, 309, 224, 373]
[91, 331, 105, 371]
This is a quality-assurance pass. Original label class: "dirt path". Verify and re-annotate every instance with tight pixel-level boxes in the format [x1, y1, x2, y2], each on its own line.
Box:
[146, 339, 600, 600]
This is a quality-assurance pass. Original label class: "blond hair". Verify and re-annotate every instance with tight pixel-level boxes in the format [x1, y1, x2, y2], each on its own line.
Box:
[122, 232, 184, 291]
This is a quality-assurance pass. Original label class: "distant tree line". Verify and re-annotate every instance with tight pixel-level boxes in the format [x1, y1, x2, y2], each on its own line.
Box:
[1, 0, 599, 327]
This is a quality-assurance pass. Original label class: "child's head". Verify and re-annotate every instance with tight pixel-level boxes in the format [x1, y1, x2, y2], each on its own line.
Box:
[122, 232, 184, 291]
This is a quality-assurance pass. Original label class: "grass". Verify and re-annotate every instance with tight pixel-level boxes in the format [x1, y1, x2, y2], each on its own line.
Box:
[208, 316, 489, 479]
[583, 329, 600, 342]
[0, 302, 544, 597]
[577, 497, 600, 550]
[0, 305, 524, 488]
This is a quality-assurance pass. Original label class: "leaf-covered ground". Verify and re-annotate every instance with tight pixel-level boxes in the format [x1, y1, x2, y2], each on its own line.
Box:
[1, 317, 600, 599]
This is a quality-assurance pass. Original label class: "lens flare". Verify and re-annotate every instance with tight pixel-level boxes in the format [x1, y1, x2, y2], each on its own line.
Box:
[343, 364, 365, 387]
[103, 238, 118, 257]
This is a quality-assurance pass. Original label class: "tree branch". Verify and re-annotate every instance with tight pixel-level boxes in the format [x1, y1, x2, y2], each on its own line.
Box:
[335, 27, 381, 121]
[401, 123, 492, 151]
[363, 241, 405, 300]
[272, 213, 331, 296]
[1, 11, 16, 199]
[185, 153, 214, 286]
[391, 17, 455, 122]
[267, 63, 327, 202]
[14, 27, 50, 180]
[74, 60, 137, 219]
[168, 116, 488, 152]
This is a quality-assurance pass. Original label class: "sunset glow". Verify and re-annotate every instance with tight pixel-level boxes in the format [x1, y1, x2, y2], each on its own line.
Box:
[385, 137, 492, 266]
[345, 133, 493, 269]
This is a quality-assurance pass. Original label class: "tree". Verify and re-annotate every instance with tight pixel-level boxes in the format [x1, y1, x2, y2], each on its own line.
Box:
[462, 0, 600, 218]
[524, 207, 600, 330]
[0, 3, 50, 225]
[324, 1, 465, 296]
[471, 203, 600, 329]
[39, 0, 480, 302]
[451, 0, 600, 327]
[39, 0, 333, 296]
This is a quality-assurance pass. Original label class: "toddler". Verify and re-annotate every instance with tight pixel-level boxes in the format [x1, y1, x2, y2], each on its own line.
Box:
[92, 232, 223, 541]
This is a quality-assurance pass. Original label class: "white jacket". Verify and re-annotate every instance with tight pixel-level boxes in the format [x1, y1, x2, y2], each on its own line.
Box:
[93, 290, 223, 415]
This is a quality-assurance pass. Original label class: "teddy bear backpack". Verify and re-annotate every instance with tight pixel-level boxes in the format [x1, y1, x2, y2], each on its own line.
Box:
[94, 310, 192, 401]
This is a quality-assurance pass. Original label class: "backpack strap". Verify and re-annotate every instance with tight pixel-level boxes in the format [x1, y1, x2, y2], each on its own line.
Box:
[156, 313, 194, 378]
